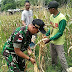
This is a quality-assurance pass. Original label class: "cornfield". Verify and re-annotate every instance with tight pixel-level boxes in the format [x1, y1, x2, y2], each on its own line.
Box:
[0, 5, 72, 72]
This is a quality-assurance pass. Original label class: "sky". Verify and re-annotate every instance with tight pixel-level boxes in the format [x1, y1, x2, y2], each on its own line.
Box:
[0, 0, 1, 2]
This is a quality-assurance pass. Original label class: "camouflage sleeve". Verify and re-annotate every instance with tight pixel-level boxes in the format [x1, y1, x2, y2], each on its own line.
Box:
[13, 32, 23, 43]
[13, 43, 21, 48]
[13, 32, 24, 48]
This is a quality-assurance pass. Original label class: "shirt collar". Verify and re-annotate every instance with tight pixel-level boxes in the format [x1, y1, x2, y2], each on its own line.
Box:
[53, 12, 60, 18]
[26, 29, 32, 37]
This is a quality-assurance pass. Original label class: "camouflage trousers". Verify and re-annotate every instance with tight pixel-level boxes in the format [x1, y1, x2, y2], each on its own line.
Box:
[3, 49, 25, 72]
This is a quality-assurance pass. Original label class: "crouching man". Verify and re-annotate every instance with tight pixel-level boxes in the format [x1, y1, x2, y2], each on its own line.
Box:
[2, 19, 46, 72]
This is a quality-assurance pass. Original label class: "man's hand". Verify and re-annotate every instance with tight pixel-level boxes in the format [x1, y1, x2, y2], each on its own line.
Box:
[30, 58, 36, 65]
[44, 39, 51, 44]
[22, 21, 26, 26]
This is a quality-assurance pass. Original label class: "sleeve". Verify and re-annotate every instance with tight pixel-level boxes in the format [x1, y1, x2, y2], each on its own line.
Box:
[46, 29, 50, 36]
[21, 11, 26, 21]
[50, 19, 66, 40]
[13, 43, 21, 48]
[13, 33, 23, 48]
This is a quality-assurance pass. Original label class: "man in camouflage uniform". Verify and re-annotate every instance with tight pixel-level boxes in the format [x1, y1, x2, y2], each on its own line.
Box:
[2, 19, 46, 72]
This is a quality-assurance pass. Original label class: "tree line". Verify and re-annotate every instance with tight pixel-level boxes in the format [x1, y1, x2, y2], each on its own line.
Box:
[0, 0, 72, 11]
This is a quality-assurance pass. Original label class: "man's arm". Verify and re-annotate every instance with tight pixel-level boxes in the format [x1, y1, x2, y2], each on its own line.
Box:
[45, 19, 66, 44]
[14, 47, 36, 65]
[43, 29, 50, 39]
[14, 48, 29, 59]
[46, 29, 50, 36]
[49, 19, 66, 40]
[22, 21, 26, 26]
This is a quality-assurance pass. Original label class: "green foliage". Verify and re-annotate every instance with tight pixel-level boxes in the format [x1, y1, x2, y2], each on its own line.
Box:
[15, 0, 25, 8]
[55, 0, 72, 5]
[29, 0, 38, 5]
[0, 3, 1, 7]
[0, 5, 72, 72]
[44, 0, 52, 5]
[1, 0, 16, 11]
[1, 0, 72, 11]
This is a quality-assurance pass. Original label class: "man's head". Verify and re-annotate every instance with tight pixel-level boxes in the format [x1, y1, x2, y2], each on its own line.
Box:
[28, 19, 46, 34]
[25, 0, 30, 10]
[48, 1, 59, 14]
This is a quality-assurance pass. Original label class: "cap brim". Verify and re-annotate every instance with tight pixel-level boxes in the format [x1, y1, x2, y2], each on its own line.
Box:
[39, 28, 46, 34]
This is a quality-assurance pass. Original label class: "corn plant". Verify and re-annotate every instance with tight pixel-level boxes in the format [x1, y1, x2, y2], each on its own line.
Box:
[0, 5, 72, 72]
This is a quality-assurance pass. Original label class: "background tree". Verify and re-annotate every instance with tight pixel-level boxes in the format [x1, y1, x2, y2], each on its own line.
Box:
[15, 0, 25, 8]
[55, 0, 72, 5]
[0, 3, 1, 7]
[1, 0, 16, 11]
[1, 0, 72, 11]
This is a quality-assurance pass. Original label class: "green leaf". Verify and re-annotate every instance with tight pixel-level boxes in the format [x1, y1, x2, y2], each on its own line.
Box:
[65, 14, 70, 21]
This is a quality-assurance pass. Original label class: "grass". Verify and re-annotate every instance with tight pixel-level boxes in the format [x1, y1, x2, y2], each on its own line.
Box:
[0, 6, 72, 72]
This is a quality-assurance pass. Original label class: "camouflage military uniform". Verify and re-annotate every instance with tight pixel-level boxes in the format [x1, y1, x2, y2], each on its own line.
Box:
[2, 26, 32, 72]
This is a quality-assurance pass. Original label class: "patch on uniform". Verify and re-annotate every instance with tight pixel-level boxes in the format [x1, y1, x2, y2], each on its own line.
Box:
[55, 23, 58, 27]
[17, 38, 23, 42]
[14, 33, 23, 43]
[16, 34, 23, 42]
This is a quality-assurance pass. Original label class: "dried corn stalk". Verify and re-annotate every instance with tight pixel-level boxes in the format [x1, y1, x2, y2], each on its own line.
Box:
[24, 61, 29, 72]
[1, 63, 8, 72]
[68, 46, 72, 56]
[39, 36, 47, 72]
[24, 35, 48, 72]
[24, 49, 39, 72]
[33, 35, 48, 72]
[34, 63, 39, 72]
